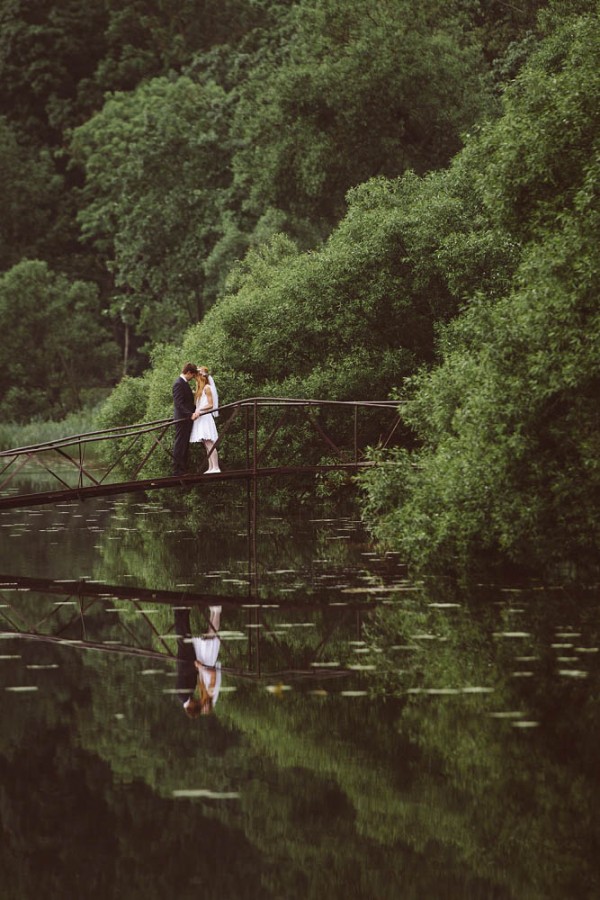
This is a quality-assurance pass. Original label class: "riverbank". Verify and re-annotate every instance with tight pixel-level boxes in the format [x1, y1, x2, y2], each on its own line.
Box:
[0, 407, 101, 453]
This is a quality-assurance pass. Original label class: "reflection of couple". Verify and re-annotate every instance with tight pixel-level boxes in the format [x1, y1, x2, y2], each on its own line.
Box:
[175, 605, 222, 718]
[172, 363, 220, 476]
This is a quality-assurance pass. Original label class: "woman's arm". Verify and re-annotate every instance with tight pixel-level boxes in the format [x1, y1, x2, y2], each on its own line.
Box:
[203, 385, 214, 410]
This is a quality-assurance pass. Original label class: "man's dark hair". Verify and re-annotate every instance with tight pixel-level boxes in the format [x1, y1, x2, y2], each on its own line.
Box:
[182, 363, 198, 375]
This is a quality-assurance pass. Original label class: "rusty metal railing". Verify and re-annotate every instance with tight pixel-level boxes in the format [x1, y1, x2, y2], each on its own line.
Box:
[0, 572, 376, 681]
[0, 397, 402, 509]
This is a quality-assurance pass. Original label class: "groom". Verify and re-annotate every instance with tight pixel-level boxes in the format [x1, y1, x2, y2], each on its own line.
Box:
[172, 363, 199, 476]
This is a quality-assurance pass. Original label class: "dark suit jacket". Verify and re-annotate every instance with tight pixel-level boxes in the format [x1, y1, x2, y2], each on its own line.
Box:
[172, 376, 195, 421]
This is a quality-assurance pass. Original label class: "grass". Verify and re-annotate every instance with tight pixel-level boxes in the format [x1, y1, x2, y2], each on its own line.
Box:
[0, 407, 102, 453]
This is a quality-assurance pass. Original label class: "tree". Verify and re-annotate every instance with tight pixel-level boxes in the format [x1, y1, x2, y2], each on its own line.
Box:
[97, 152, 515, 478]
[361, 7, 600, 574]
[0, 116, 63, 272]
[0, 260, 119, 421]
[72, 75, 236, 347]
[0, 0, 109, 142]
[0, 0, 279, 142]
[232, 0, 493, 232]
[95, 0, 294, 92]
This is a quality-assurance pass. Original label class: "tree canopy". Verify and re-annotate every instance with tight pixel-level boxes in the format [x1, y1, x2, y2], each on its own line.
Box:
[72, 76, 236, 344]
[1, 0, 598, 574]
[0, 260, 118, 421]
[360, 6, 600, 573]
[231, 0, 493, 230]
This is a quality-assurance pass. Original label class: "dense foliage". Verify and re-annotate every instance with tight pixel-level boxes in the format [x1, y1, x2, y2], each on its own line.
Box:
[1, 0, 597, 574]
[0, 260, 117, 421]
[72, 76, 235, 343]
[0, 0, 516, 361]
[361, 6, 600, 574]
[230, 0, 493, 228]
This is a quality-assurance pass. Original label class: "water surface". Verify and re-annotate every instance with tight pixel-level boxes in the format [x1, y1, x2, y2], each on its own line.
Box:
[0, 475, 598, 898]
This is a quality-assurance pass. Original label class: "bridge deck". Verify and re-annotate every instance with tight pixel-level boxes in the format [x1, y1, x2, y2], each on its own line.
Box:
[0, 571, 378, 610]
[0, 462, 372, 510]
[0, 397, 399, 510]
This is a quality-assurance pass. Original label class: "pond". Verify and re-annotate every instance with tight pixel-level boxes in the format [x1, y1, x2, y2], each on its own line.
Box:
[0, 473, 598, 899]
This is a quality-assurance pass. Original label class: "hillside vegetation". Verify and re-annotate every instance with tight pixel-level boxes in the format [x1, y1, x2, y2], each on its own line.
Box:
[1, 0, 597, 573]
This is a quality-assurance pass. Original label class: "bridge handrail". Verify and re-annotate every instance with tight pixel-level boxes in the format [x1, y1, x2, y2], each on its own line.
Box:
[0, 396, 401, 457]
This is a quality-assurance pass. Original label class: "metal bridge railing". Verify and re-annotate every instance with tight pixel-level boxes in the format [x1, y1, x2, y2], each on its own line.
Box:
[0, 572, 377, 681]
[0, 397, 402, 507]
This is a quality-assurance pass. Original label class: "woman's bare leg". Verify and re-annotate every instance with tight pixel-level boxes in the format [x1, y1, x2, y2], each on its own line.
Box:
[204, 440, 220, 472]
[208, 606, 221, 632]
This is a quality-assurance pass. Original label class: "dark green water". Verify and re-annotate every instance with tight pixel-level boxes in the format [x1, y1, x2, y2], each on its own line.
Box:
[0, 474, 598, 899]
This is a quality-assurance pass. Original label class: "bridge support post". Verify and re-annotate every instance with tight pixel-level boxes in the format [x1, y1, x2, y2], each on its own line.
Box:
[253, 399, 258, 475]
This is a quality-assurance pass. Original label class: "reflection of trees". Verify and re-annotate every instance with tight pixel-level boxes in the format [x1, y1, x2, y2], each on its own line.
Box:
[73, 584, 600, 899]
[359, 589, 600, 898]
[82, 584, 599, 898]
[0, 642, 267, 900]
[93, 486, 374, 599]
[3, 490, 597, 896]
[105, 598, 375, 684]
[73, 648, 508, 900]
[3, 575, 597, 896]
[93, 487, 249, 591]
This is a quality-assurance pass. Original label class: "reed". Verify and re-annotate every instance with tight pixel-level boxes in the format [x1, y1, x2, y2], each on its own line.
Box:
[0, 407, 102, 453]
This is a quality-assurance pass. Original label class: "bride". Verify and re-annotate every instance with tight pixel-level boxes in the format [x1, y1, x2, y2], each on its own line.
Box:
[189, 366, 220, 473]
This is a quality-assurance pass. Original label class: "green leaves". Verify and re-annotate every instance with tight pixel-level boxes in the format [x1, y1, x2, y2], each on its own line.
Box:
[361, 7, 600, 574]
[476, 12, 600, 238]
[0, 260, 118, 421]
[72, 76, 236, 345]
[0, 117, 63, 271]
[232, 0, 493, 228]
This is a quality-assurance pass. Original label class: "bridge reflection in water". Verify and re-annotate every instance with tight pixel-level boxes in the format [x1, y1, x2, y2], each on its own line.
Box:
[0, 572, 378, 684]
[0, 397, 402, 510]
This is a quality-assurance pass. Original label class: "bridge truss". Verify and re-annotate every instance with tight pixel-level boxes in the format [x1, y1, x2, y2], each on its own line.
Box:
[0, 397, 402, 510]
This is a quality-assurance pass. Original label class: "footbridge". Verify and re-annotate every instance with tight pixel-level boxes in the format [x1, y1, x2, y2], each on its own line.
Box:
[0, 397, 401, 510]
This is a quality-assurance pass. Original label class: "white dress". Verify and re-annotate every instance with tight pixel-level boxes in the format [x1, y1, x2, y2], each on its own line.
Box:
[192, 609, 222, 705]
[189, 387, 219, 443]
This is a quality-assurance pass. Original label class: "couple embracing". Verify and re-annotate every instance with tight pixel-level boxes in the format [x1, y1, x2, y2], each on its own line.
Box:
[172, 363, 220, 476]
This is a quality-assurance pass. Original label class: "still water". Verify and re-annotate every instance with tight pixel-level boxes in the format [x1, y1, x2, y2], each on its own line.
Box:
[0, 474, 598, 899]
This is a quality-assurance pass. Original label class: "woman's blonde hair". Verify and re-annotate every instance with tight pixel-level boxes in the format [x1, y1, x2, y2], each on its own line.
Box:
[184, 671, 215, 718]
[197, 674, 215, 715]
[194, 367, 209, 402]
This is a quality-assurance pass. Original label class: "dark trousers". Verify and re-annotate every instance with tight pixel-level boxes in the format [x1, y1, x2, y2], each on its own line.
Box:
[173, 418, 193, 475]
[174, 608, 196, 705]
